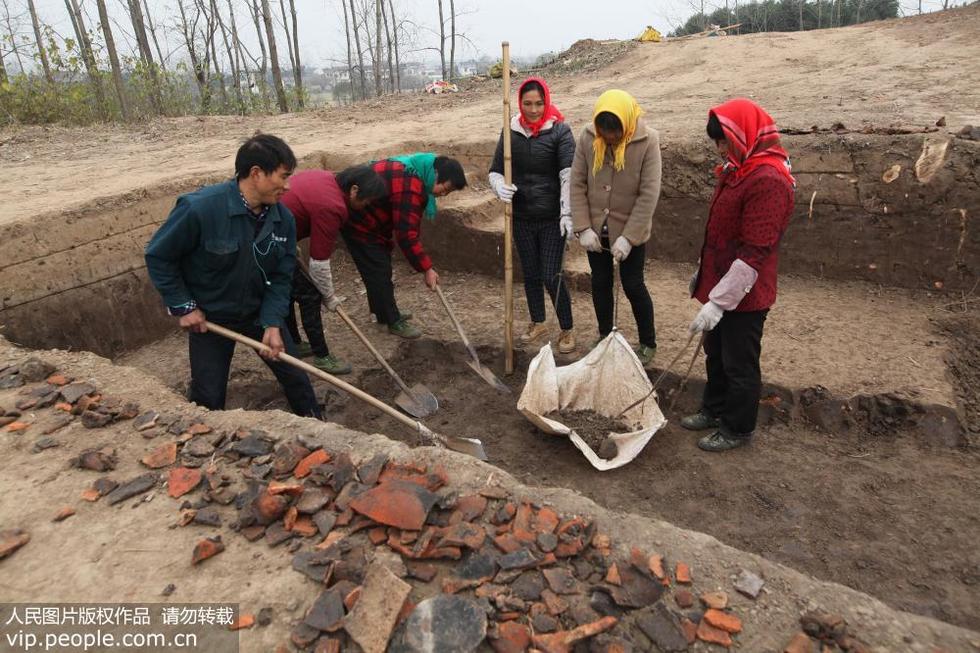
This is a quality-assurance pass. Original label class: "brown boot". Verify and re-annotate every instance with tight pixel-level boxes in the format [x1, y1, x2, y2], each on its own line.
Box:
[520, 322, 549, 343]
[557, 330, 576, 354]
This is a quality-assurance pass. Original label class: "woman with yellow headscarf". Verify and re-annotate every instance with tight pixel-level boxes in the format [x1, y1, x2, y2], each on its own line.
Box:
[570, 89, 662, 366]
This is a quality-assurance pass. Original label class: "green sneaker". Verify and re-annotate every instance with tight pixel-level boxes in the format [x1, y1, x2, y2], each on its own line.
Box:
[399, 310, 413, 320]
[698, 428, 751, 452]
[293, 341, 313, 358]
[680, 411, 721, 431]
[313, 354, 352, 375]
[388, 318, 422, 339]
[634, 345, 657, 367]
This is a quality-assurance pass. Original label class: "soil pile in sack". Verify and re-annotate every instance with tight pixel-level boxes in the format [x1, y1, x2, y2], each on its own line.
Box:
[518, 332, 666, 470]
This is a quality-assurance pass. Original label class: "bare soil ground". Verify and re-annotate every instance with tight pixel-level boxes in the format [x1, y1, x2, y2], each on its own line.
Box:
[120, 253, 980, 632]
[2, 4, 979, 222]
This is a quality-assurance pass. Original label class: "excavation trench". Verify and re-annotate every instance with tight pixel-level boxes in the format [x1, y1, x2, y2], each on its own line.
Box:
[3, 134, 980, 631]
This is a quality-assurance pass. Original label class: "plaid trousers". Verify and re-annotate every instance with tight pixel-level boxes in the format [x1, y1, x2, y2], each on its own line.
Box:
[513, 219, 573, 330]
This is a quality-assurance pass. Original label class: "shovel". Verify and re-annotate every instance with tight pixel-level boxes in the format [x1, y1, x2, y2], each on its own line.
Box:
[295, 259, 438, 419]
[203, 321, 487, 460]
[333, 305, 439, 418]
[435, 284, 511, 394]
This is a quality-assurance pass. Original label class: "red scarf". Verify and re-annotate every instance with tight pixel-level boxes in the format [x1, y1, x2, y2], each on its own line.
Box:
[710, 98, 795, 185]
[518, 77, 565, 137]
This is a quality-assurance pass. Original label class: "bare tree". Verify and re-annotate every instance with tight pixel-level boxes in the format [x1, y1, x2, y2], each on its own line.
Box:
[65, 0, 108, 118]
[373, 0, 381, 95]
[26, 0, 53, 82]
[248, 0, 270, 105]
[177, 0, 212, 110]
[448, 0, 455, 81]
[287, 0, 302, 106]
[2, 2, 25, 73]
[214, 0, 243, 111]
[386, 0, 400, 91]
[341, 0, 356, 101]
[260, 0, 288, 111]
[0, 48, 6, 84]
[348, 0, 366, 99]
[436, 0, 445, 79]
[141, 0, 167, 70]
[94, 0, 131, 119]
[379, 0, 394, 92]
[125, 0, 163, 111]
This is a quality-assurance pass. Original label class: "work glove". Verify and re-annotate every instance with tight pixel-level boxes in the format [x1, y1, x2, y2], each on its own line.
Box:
[324, 295, 344, 311]
[559, 215, 574, 241]
[309, 258, 340, 311]
[689, 301, 724, 333]
[611, 236, 632, 262]
[578, 229, 601, 252]
[488, 173, 517, 203]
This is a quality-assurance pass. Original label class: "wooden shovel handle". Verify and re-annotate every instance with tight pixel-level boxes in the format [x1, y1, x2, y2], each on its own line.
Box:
[203, 321, 423, 433]
[435, 284, 478, 359]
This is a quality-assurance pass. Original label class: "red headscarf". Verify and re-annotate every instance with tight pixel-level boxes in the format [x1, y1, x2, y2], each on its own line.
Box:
[518, 77, 565, 137]
[710, 98, 795, 185]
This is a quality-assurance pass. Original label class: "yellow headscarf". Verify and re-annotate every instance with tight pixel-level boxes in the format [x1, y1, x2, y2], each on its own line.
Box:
[592, 89, 645, 176]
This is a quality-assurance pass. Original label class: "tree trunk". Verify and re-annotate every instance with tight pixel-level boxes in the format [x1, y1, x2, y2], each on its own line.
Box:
[126, 0, 163, 112]
[177, 0, 209, 110]
[373, 0, 382, 96]
[437, 0, 445, 79]
[26, 0, 53, 83]
[287, 0, 303, 107]
[206, 0, 228, 109]
[799, 0, 804, 31]
[95, 0, 131, 120]
[0, 50, 7, 85]
[387, 0, 400, 91]
[219, 0, 244, 112]
[65, 0, 109, 119]
[248, 0, 270, 107]
[341, 0, 356, 101]
[2, 6, 25, 73]
[260, 0, 289, 111]
[448, 0, 455, 82]
[348, 0, 367, 99]
[142, 0, 167, 71]
[278, 0, 296, 80]
[380, 0, 394, 93]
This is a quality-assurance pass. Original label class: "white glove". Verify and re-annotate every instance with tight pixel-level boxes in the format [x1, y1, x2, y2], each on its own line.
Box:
[488, 172, 517, 203]
[578, 229, 601, 252]
[559, 215, 574, 241]
[689, 301, 724, 333]
[309, 258, 339, 311]
[611, 236, 632, 262]
[324, 295, 344, 311]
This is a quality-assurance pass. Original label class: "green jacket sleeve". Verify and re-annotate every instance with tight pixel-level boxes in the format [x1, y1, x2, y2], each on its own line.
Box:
[259, 206, 297, 328]
[144, 196, 199, 309]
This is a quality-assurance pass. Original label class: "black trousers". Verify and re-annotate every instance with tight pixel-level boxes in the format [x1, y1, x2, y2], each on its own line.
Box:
[342, 232, 402, 326]
[188, 318, 321, 418]
[586, 232, 656, 348]
[513, 219, 573, 330]
[285, 268, 330, 357]
[701, 309, 768, 435]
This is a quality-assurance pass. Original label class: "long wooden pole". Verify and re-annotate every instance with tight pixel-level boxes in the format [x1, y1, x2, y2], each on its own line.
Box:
[501, 41, 514, 375]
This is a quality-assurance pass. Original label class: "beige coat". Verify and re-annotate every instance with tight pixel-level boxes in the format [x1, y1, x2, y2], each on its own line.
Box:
[570, 119, 662, 246]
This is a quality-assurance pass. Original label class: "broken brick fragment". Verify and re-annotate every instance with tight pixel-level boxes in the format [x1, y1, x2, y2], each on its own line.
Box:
[268, 480, 304, 496]
[253, 491, 289, 525]
[191, 536, 225, 565]
[604, 563, 622, 586]
[700, 591, 729, 610]
[4, 421, 30, 433]
[647, 553, 666, 581]
[491, 620, 531, 653]
[535, 506, 560, 533]
[80, 488, 101, 502]
[349, 479, 437, 531]
[283, 507, 299, 531]
[674, 589, 694, 609]
[696, 619, 733, 647]
[675, 562, 692, 584]
[46, 373, 69, 386]
[449, 494, 488, 523]
[53, 507, 76, 522]
[229, 614, 255, 630]
[343, 587, 362, 611]
[141, 442, 177, 469]
[494, 533, 522, 554]
[368, 527, 388, 545]
[783, 632, 814, 653]
[167, 467, 203, 499]
[55, 402, 73, 412]
[295, 449, 331, 478]
[531, 616, 618, 653]
[0, 529, 30, 559]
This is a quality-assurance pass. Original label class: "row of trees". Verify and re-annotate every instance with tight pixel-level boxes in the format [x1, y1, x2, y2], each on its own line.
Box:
[671, 0, 901, 35]
[0, 0, 468, 124]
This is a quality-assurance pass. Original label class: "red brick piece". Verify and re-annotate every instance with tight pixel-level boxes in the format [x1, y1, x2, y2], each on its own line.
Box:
[700, 591, 729, 609]
[229, 614, 254, 630]
[449, 495, 488, 523]
[268, 480, 304, 496]
[141, 442, 177, 469]
[494, 533, 522, 554]
[168, 467, 203, 499]
[675, 562, 692, 584]
[191, 536, 225, 565]
[0, 529, 30, 559]
[283, 507, 298, 531]
[680, 618, 698, 644]
[368, 527, 388, 545]
[647, 553, 666, 580]
[492, 621, 531, 653]
[295, 450, 331, 478]
[291, 516, 318, 537]
[674, 589, 694, 609]
[46, 373, 69, 386]
[53, 507, 76, 522]
[80, 488, 100, 502]
[783, 632, 814, 653]
[532, 617, 618, 653]
[535, 506, 560, 534]
[696, 620, 733, 647]
[349, 479, 437, 531]
[704, 609, 742, 634]
[605, 563, 622, 586]
[4, 421, 30, 433]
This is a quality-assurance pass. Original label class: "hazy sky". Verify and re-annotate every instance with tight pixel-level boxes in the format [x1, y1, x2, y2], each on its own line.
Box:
[19, 0, 955, 71]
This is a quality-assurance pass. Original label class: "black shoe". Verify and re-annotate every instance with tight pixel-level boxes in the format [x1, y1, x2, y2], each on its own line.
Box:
[680, 411, 720, 431]
[698, 428, 751, 452]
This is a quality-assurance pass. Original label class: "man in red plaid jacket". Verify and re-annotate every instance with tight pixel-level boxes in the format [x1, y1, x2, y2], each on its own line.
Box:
[342, 156, 467, 338]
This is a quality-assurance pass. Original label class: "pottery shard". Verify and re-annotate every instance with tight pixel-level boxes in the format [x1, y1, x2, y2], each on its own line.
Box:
[304, 587, 346, 632]
[141, 442, 178, 469]
[783, 632, 814, 653]
[106, 473, 158, 505]
[391, 595, 487, 653]
[449, 495, 488, 524]
[53, 507, 76, 522]
[349, 479, 437, 531]
[167, 468, 203, 499]
[491, 621, 531, 653]
[0, 529, 30, 559]
[80, 410, 112, 429]
[609, 567, 663, 608]
[295, 449, 331, 478]
[134, 411, 160, 431]
[273, 441, 311, 476]
[700, 591, 728, 610]
[296, 488, 332, 514]
[696, 620, 732, 647]
[635, 603, 689, 652]
[357, 453, 388, 486]
[19, 358, 56, 382]
[438, 521, 486, 550]
[543, 567, 580, 595]
[531, 616, 618, 653]
[60, 382, 97, 404]
[344, 564, 412, 653]
[191, 536, 225, 565]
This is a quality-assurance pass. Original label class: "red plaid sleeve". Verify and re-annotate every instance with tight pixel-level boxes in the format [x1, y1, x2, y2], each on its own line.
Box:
[388, 166, 432, 272]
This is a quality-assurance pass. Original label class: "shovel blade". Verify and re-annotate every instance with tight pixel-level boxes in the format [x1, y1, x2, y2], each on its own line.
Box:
[395, 383, 439, 419]
[418, 424, 488, 460]
[466, 359, 511, 395]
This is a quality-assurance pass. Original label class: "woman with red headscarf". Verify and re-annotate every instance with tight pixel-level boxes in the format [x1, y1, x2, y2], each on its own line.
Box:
[489, 77, 577, 353]
[683, 98, 796, 452]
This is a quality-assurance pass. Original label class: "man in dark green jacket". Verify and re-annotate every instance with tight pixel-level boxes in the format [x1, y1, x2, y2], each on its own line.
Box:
[145, 134, 320, 417]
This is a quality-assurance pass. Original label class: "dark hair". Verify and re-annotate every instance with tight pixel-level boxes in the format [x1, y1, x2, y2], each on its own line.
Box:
[706, 112, 725, 141]
[336, 164, 386, 202]
[235, 133, 297, 179]
[520, 80, 545, 99]
[434, 156, 467, 191]
[594, 111, 623, 133]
